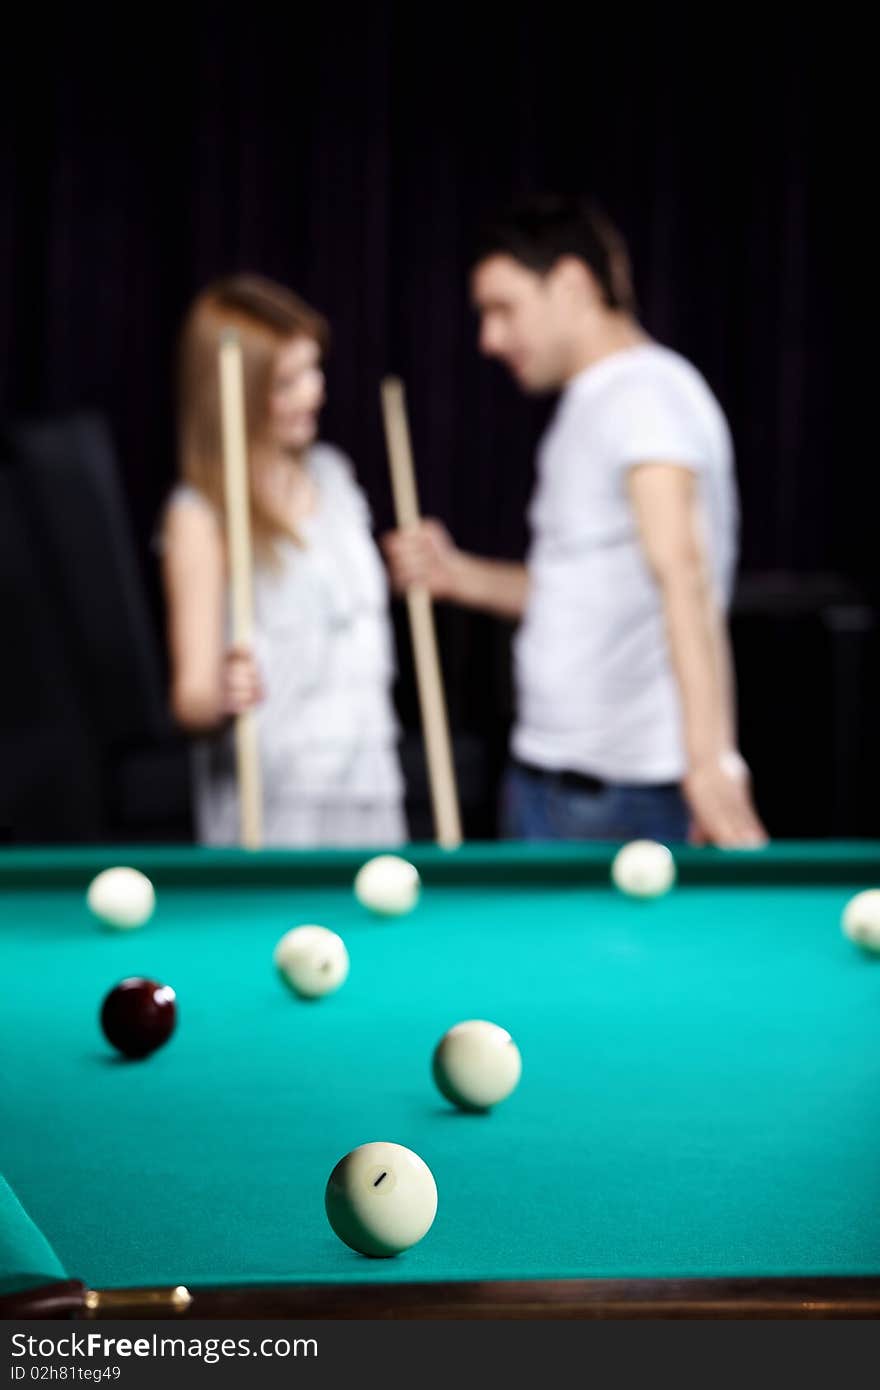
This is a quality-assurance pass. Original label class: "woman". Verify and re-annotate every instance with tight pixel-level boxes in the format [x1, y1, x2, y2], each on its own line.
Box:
[161, 274, 405, 847]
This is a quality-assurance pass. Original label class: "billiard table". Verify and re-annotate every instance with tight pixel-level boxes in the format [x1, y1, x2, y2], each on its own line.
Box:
[2, 843, 880, 1321]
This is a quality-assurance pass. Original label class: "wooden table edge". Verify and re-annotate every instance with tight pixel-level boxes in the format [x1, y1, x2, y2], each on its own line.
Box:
[4, 1277, 880, 1320]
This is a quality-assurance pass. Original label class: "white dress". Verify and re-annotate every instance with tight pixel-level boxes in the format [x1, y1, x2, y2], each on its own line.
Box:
[167, 443, 407, 847]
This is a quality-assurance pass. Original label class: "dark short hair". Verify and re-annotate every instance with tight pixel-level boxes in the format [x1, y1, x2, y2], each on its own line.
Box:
[472, 195, 636, 313]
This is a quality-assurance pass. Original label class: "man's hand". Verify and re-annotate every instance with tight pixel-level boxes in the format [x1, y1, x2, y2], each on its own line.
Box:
[684, 750, 768, 849]
[381, 520, 461, 599]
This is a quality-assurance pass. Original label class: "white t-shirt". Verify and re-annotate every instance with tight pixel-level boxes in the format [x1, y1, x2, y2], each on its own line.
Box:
[512, 342, 738, 783]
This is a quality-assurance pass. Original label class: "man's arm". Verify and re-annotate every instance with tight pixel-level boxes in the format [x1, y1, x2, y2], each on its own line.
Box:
[626, 462, 767, 849]
[381, 520, 528, 620]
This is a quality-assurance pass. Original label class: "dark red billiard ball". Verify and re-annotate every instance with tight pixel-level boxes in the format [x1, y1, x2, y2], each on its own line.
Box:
[100, 978, 177, 1059]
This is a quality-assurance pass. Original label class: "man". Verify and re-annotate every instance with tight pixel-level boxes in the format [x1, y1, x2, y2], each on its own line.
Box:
[383, 197, 767, 847]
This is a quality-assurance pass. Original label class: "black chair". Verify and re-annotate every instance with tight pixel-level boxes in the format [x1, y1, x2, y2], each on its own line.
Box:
[0, 465, 105, 841]
[1, 413, 192, 843]
[731, 573, 878, 838]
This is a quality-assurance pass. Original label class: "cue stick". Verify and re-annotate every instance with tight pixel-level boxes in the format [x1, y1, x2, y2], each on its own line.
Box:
[218, 329, 263, 850]
[380, 377, 463, 850]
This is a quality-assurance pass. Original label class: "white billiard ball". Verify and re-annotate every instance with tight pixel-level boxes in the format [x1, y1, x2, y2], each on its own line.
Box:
[87, 867, 156, 930]
[274, 925, 350, 999]
[353, 855, 420, 917]
[611, 840, 676, 899]
[325, 1141, 438, 1257]
[841, 890, 880, 954]
[432, 1019, 522, 1111]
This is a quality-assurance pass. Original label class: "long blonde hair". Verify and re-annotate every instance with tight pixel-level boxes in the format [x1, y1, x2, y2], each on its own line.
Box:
[177, 274, 330, 559]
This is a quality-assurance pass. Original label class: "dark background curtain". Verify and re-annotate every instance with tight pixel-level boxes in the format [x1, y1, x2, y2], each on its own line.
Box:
[1, 7, 872, 839]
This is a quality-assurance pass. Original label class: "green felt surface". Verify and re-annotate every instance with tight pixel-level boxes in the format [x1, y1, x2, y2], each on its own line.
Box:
[0, 1176, 67, 1294]
[2, 843, 880, 1291]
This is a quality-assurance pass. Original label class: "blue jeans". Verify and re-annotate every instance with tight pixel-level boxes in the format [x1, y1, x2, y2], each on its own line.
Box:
[500, 761, 690, 843]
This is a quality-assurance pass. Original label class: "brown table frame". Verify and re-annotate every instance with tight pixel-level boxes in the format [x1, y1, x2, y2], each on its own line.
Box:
[4, 1276, 880, 1320]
